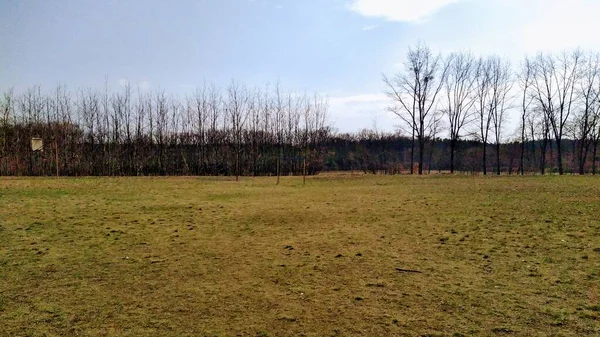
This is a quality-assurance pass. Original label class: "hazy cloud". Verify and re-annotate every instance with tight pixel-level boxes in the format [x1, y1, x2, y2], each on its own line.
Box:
[330, 93, 388, 104]
[517, 0, 600, 54]
[349, 0, 461, 23]
[328, 93, 398, 132]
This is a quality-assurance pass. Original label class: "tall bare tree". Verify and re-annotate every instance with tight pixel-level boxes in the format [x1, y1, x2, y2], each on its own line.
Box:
[575, 52, 600, 174]
[444, 52, 477, 173]
[474, 57, 494, 175]
[518, 57, 534, 175]
[384, 43, 448, 175]
[227, 81, 250, 181]
[531, 50, 582, 175]
[489, 57, 513, 175]
[1, 88, 14, 175]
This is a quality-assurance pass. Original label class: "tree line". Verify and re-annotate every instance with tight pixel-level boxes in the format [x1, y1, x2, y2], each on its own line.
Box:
[323, 130, 587, 175]
[0, 82, 329, 181]
[384, 43, 600, 175]
[2, 44, 600, 177]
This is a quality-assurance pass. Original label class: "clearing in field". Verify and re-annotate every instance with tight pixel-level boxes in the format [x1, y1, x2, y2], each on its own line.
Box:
[1, 175, 599, 336]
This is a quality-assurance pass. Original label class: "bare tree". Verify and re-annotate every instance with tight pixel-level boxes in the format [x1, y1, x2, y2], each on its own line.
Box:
[154, 91, 169, 175]
[444, 52, 477, 173]
[489, 57, 513, 175]
[384, 43, 448, 175]
[274, 83, 288, 184]
[474, 57, 494, 175]
[1, 88, 14, 175]
[592, 112, 600, 174]
[226, 80, 250, 181]
[518, 57, 534, 175]
[301, 93, 313, 184]
[192, 85, 209, 174]
[531, 50, 582, 175]
[575, 52, 600, 174]
[207, 84, 222, 175]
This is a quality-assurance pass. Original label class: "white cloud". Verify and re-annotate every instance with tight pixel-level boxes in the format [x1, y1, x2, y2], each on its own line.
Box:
[517, 0, 600, 54]
[330, 93, 388, 104]
[328, 93, 399, 132]
[361, 24, 379, 31]
[349, 0, 461, 23]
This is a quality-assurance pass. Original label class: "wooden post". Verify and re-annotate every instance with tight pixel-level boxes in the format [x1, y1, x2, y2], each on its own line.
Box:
[55, 139, 59, 177]
[276, 156, 280, 185]
[303, 156, 306, 185]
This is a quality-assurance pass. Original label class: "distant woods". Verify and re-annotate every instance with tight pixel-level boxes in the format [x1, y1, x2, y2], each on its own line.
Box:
[2, 44, 600, 176]
[0, 83, 330, 178]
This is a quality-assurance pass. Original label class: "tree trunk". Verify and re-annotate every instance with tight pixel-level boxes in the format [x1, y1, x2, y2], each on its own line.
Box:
[450, 138, 456, 174]
[303, 139, 308, 185]
[519, 124, 525, 175]
[276, 157, 280, 185]
[235, 146, 240, 182]
[496, 143, 501, 175]
[55, 139, 59, 177]
[592, 141, 598, 175]
[428, 139, 434, 174]
[529, 123, 536, 175]
[276, 145, 282, 185]
[556, 138, 563, 175]
[540, 138, 547, 175]
[410, 129, 415, 174]
[418, 136, 424, 175]
[578, 140, 586, 175]
[482, 142, 487, 175]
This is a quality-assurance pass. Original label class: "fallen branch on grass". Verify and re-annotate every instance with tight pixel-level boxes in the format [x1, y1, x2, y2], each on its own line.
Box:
[395, 268, 422, 274]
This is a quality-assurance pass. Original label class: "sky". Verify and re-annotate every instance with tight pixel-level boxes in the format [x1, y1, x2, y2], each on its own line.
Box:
[1, 0, 600, 135]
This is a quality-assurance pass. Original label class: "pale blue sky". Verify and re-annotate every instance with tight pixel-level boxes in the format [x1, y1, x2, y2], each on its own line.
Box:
[2, 0, 600, 133]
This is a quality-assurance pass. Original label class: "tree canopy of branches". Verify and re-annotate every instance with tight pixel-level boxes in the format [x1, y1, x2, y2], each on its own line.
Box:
[0, 83, 330, 178]
[380, 43, 600, 176]
[383, 43, 448, 175]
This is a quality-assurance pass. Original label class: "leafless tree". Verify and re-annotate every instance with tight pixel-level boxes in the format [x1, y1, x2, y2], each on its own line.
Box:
[531, 50, 582, 175]
[489, 57, 513, 175]
[518, 57, 535, 175]
[300, 93, 314, 184]
[192, 85, 209, 174]
[383, 43, 448, 175]
[592, 113, 600, 174]
[574, 52, 600, 174]
[1, 88, 14, 175]
[274, 84, 286, 184]
[154, 91, 170, 174]
[227, 80, 250, 181]
[474, 57, 494, 175]
[444, 51, 477, 173]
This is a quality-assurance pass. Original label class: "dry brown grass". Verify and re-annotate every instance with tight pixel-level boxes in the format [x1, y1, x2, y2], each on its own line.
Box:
[1, 175, 599, 336]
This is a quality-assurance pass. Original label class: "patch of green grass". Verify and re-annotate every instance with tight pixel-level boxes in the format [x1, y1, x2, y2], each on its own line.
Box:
[1, 175, 600, 336]
[587, 305, 600, 312]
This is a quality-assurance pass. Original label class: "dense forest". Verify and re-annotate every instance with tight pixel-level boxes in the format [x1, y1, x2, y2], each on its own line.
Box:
[2, 45, 600, 177]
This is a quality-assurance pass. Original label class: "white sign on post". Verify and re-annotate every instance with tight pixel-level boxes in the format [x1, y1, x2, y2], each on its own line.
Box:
[31, 138, 43, 152]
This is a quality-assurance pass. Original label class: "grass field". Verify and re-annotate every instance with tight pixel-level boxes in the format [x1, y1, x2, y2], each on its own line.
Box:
[1, 175, 599, 336]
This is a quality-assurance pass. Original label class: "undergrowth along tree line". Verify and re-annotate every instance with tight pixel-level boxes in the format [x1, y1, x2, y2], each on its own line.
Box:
[2, 44, 600, 176]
